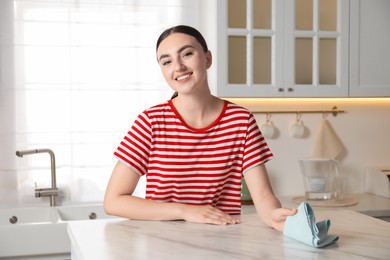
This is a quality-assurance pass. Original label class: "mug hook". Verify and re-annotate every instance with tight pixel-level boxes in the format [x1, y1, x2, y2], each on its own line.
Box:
[265, 113, 272, 123]
[322, 111, 328, 119]
[296, 112, 302, 122]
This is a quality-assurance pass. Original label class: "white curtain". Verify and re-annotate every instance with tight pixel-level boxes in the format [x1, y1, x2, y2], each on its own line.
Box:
[0, 0, 200, 207]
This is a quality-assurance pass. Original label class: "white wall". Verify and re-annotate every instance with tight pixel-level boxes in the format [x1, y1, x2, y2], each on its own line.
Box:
[228, 98, 390, 196]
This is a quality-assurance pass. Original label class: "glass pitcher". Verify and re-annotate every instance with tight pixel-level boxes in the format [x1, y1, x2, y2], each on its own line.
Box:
[298, 158, 339, 200]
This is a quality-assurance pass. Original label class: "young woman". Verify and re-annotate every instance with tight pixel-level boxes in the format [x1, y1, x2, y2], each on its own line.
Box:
[104, 25, 296, 231]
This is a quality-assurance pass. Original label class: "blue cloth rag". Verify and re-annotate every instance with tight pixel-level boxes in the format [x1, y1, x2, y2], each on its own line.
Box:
[283, 202, 339, 248]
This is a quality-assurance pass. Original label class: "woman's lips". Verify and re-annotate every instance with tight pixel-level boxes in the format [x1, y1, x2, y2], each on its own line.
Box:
[176, 72, 193, 81]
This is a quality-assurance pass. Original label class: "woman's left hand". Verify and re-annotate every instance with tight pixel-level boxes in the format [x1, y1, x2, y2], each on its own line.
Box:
[270, 207, 298, 232]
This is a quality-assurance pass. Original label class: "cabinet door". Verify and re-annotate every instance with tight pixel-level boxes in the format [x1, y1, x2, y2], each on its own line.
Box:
[284, 0, 349, 97]
[217, 0, 284, 97]
[350, 0, 390, 97]
[217, 0, 349, 98]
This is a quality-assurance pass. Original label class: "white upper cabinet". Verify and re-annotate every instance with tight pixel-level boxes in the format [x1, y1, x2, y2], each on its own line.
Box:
[349, 0, 390, 97]
[216, 0, 390, 98]
[217, 0, 285, 97]
[217, 0, 349, 97]
[285, 0, 349, 97]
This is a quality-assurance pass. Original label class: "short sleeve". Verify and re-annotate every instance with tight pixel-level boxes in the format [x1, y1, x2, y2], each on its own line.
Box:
[242, 113, 273, 173]
[113, 112, 152, 176]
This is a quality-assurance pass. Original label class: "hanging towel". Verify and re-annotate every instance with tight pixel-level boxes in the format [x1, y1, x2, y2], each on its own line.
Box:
[283, 202, 339, 248]
[312, 119, 344, 159]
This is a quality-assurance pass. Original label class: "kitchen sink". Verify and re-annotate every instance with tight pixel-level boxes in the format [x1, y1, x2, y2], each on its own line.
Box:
[0, 207, 68, 258]
[0, 204, 120, 259]
[0, 222, 69, 258]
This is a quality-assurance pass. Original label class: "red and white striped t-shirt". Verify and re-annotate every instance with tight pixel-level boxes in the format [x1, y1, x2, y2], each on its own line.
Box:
[114, 100, 273, 214]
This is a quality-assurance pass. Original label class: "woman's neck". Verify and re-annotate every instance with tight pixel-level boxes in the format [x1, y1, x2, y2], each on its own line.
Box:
[171, 93, 224, 129]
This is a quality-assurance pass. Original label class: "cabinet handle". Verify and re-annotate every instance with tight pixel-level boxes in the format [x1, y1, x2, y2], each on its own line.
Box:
[277, 88, 284, 92]
[287, 88, 294, 92]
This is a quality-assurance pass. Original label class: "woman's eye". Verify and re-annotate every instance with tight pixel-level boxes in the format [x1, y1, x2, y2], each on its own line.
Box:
[162, 60, 171, 66]
[183, 51, 193, 58]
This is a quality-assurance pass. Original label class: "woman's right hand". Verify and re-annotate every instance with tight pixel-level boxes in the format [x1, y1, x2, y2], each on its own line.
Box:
[180, 204, 240, 225]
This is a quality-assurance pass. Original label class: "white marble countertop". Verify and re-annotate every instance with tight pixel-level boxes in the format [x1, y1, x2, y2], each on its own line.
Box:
[68, 209, 390, 259]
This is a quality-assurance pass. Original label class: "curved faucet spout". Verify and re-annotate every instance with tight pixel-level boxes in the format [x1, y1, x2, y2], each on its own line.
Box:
[16, 148, 58, 206]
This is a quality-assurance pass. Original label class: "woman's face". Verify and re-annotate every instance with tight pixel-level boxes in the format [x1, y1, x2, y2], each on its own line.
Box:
[156, 33, 211, 96]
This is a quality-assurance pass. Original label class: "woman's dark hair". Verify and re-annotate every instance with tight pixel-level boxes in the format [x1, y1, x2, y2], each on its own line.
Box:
[156, 25, 209, 99]
[156, 25, 208, 54]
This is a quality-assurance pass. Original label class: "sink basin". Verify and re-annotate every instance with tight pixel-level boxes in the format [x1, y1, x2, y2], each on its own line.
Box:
[0, 204, 119, 259]
[0, 222, 69, 258]
[0, 207, 60, 225]
[0, 207, 68, 258]
[56, 204, 119, 221]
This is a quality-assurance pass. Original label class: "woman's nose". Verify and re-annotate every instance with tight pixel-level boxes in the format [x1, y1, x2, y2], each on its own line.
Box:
[174, 59, 186, 71]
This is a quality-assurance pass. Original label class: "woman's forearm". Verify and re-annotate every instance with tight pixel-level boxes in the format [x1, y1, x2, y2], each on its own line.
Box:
[104, 194, 240, 225]
[104, 194, 184, 221]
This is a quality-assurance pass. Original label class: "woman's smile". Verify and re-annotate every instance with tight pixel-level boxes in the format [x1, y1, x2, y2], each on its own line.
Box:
[176, 72, 193, 82]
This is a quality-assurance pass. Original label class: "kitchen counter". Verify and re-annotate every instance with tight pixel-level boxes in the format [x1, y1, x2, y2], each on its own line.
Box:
[68, 209, 390, 259]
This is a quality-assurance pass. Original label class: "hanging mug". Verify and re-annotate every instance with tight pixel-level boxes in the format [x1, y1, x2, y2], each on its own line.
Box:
[290, 113, 305, 138]
[261, 114, 275, 139]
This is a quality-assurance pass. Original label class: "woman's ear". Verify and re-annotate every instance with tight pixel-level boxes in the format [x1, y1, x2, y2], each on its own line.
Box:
[206, 50, 212, 69]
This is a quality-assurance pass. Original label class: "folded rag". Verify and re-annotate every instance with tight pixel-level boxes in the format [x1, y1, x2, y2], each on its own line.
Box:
[283, 202, 339, 248]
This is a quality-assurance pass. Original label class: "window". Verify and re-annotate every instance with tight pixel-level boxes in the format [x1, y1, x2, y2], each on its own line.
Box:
[0, 0, 200, 206]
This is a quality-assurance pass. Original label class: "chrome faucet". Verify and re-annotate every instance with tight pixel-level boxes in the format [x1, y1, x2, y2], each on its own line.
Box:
[16, 149, 58, 206]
